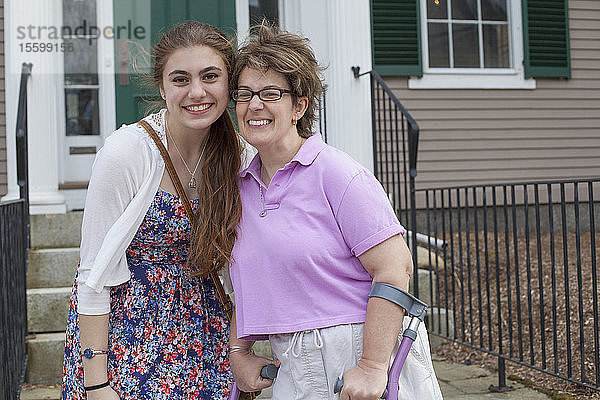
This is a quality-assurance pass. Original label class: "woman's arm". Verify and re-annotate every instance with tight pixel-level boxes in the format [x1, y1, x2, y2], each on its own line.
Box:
[228, 307, 279, 392]
[79, 314, 120, 399]
[340, 234, 413, 400]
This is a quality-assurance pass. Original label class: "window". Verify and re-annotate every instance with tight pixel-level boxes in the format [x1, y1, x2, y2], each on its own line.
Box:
[426, 0, 510, 69]
[63, 0, 100, 135]
[249, 0, 279, 25]
[371, 0, 570, 89]
[414, 0, 533, 89]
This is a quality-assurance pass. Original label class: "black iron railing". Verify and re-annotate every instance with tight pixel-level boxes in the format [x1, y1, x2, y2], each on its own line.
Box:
[361, 67, 599, 392]
[353, 67, 421, 294]
[1, 62, 32, 399]
[417, 179, 599, 391]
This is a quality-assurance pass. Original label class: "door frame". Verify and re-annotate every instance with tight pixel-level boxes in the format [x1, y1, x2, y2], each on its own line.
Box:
[58, 0, 116, 210]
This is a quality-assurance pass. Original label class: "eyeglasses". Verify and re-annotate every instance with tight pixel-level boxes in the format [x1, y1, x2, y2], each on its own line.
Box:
[231, 88, 293, 102]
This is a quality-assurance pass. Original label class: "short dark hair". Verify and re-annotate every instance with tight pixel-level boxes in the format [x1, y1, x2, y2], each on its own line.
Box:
[233, 23, 326, 138]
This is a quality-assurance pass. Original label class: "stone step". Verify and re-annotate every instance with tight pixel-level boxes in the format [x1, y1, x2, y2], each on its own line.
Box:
[30, 211, 83, 249]
[27, 248, 78, 289]
[27, 287, 71, 333]
[27, 332, 65, 385]
[409, 268, 437, 308]
[20, 384, 61, 400]
[427, 307, 455, 348]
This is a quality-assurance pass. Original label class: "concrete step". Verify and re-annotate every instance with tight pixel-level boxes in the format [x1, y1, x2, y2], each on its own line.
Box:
[30, 212, 83, 249]
[427, 307, 455, 348]
[27, 332, 65, 385]
[20, 384, 61, 400]
[416, 245, 445, 271]
[409, 268, 437, 308]
[27, 248, 78, 289]
[27, 287, 71, 333]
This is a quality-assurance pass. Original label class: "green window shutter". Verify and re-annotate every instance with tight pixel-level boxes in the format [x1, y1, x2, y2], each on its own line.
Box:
[522, 0, 571, 78]
[371, 0, 422, 77]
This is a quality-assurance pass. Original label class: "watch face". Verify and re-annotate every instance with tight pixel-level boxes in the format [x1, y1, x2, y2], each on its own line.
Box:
[83, 348, 94, 359]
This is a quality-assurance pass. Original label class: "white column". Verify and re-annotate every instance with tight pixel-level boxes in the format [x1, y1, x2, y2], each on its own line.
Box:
[279, 0, 373, 171]
[3, 0, 66, 213]
[323, 0, 373, 171]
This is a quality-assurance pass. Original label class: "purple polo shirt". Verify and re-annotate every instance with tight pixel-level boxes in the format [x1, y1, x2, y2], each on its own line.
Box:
[230, 135, 405, 340]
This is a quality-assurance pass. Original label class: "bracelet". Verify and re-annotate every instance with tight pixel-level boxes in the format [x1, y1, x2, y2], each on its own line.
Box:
[84, 381, 110, 391]
[229, 345, 254, 355]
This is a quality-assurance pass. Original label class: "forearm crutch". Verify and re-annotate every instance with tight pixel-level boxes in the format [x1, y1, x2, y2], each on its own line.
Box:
[334, 282, 428, 399]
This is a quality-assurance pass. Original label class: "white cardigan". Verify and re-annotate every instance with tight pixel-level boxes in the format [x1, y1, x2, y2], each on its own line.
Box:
[77, 110, 236, 314]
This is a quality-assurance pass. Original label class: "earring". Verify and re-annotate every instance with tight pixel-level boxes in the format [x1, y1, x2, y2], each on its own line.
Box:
[292, 118, 297, 126]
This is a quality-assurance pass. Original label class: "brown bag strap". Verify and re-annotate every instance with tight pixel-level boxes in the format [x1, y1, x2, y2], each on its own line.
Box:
[138, 119, 234, 321]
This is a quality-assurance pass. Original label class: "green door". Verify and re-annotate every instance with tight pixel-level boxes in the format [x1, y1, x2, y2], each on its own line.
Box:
[113, 0, 236, 128]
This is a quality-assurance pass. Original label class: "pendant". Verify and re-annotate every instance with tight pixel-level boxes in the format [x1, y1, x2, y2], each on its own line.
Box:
[259, 210, 267, 217]
[188, 177, 197, 189]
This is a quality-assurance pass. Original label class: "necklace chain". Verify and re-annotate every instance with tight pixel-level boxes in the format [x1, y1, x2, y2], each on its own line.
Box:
[165, 117, 208, 189]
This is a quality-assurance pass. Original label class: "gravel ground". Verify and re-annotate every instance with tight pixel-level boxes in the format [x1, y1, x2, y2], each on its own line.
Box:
[427, 231, 599, 399]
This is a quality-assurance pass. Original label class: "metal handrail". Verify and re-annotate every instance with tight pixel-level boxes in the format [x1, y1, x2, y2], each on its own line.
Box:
[0, 62, 32, 399]
[352, 66, 421, 295]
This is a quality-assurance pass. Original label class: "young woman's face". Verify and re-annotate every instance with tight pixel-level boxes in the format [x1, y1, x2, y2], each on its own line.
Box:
[160, 45, 229, 135]
[235, 67, 306, 152]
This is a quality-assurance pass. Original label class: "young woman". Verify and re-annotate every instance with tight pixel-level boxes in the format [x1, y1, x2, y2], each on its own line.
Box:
[62, 22, 241, 399]
[227, 24, 442, 400]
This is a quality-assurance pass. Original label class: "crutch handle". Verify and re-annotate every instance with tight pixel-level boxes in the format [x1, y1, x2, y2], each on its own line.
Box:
[229, 364, 279, 400]
[260, 364, 279, 380]
[333, 377, 387, 398]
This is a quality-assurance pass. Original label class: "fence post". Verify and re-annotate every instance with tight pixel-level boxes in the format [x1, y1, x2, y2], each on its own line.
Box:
[16, 62, 32, 247]
[408, 122, 419, 298]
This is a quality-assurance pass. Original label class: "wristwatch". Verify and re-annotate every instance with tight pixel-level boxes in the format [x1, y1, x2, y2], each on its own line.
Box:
[82, 348, 108, 360]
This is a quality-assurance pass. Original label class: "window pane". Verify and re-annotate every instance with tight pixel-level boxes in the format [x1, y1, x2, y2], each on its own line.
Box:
[63, 0, 97, 29]
[483, 24, 509, 67]
[428, 23, 450, 67]
[452, 24, 479, 67]
[482, 0, 507, 21]
[64, 38, 98, 85]
[451, 0, 477, 20]
[249, 0, 279, 26]
[427, 0, 447, 19]
[65, 89, 100, 136]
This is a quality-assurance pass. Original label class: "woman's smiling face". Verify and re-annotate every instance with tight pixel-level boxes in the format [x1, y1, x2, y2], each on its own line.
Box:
[235, 67, 306, 152]
[160, 45, 229, 135]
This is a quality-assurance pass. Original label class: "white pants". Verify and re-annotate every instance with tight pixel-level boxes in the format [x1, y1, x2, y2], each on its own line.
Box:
[268, 319, 443, 400]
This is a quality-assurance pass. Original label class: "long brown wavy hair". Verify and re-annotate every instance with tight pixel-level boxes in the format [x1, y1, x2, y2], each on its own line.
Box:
[149, 22, 242, 277]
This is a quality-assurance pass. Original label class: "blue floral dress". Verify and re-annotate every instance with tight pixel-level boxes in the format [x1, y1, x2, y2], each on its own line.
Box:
[62, 189, 232, 399]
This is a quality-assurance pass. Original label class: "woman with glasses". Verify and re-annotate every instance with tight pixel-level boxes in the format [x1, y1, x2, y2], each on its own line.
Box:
[226, 23, 441, 400]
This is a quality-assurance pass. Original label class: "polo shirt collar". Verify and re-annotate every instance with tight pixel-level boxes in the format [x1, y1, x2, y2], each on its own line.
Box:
[240, 134, 326, 179]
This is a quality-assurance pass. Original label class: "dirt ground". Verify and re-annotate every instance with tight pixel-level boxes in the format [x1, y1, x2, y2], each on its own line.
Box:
[426, 231, 600, 399]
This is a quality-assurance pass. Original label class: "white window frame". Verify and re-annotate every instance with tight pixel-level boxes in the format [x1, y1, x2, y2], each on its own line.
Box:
[409, 0, 535, 89]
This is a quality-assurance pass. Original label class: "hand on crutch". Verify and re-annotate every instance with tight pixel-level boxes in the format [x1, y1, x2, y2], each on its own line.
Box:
[334, 282, 428, 400]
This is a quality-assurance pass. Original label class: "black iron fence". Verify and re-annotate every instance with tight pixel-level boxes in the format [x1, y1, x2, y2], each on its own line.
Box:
[417, 179, 599, 391]
[1, 62, 32, 399]
[355, 67, 421, 292]
[360, 67, 599, 392]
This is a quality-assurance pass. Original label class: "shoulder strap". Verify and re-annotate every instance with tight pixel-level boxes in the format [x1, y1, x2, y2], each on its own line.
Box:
[138, 119, 234, 321]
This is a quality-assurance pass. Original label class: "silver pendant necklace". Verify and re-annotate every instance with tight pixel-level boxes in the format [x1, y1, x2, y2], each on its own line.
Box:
[165, 118, 208, 189]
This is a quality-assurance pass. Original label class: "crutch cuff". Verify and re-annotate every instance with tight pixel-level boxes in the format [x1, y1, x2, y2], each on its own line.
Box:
[368, 282, 428, 320]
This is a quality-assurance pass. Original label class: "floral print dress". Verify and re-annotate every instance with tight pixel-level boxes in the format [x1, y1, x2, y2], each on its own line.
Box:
[62, 189, 232, 399]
